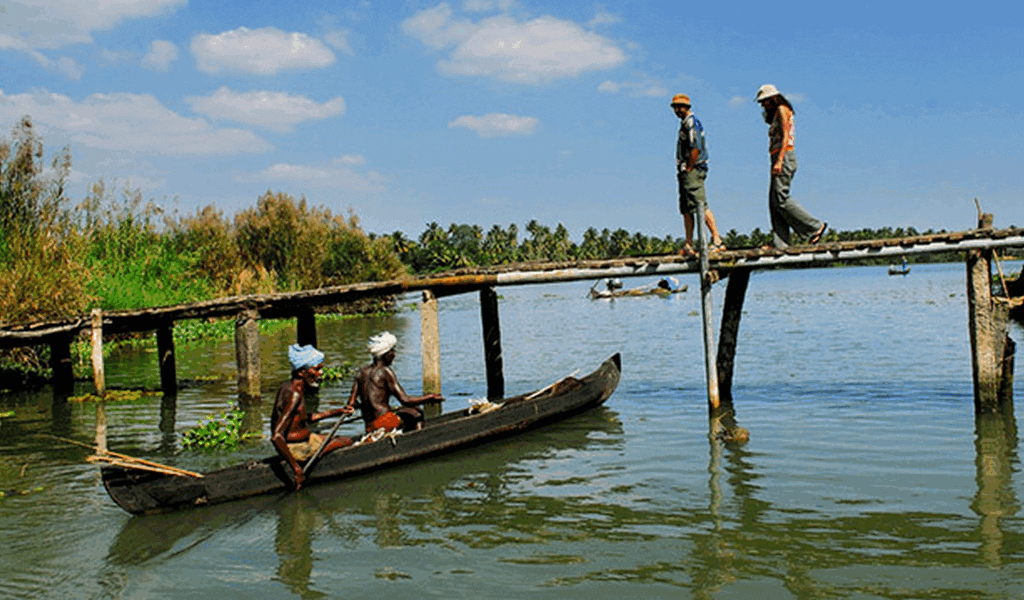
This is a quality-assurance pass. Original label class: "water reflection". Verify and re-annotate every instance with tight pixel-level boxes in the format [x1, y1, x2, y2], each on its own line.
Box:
[104, 408, 622, 589]
[971, 410, 1020, 567]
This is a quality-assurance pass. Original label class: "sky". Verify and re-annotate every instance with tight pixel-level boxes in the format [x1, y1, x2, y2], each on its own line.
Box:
[1, 0, 1022, 241]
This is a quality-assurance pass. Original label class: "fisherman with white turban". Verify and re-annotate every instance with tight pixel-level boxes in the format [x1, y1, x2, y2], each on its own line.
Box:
[367, 331, 397, 358]
[347, 331, 444, 433]
[271, 344, 355, 491]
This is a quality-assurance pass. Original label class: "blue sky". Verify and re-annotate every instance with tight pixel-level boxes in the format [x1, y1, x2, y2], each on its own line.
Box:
[1, 0, 1021, 241]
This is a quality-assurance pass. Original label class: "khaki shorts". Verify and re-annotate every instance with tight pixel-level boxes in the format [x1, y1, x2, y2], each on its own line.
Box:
[287, 433, 324, 461]
[678, 168, 708, 214]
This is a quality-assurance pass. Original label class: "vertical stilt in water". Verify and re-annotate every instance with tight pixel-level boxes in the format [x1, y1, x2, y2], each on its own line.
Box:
[694, 201, 720, 412]
[157, 323, 176, 396]
[296, 308, 317, 349]
[716, 268, 751, 405]
[49, 334, 74, 396]
[480, 287, 504, 401]
[235, 308, 261, 403]
[91, 308, 105, 396]
[420, 290, 442, 418]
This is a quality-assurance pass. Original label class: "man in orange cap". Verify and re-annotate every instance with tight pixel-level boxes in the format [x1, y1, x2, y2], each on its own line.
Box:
[671, 93, 725, 256]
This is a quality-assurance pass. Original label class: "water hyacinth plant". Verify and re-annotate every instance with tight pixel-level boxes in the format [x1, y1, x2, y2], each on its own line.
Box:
[180, 407, 261, 452]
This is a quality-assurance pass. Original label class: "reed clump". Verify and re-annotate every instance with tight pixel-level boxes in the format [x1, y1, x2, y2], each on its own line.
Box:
[0, 117, 406, 386]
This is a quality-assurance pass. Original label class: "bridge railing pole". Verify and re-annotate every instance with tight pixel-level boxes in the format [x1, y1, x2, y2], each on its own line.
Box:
[695, 199, 720, 412]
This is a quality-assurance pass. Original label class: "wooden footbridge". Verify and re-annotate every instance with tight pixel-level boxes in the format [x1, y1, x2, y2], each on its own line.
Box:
[3, 223, 1022, 414]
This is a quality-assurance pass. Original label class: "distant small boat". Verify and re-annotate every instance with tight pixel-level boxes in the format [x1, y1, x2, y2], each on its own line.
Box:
[888, 261, 911, 276]
[589, 278, 687, 299]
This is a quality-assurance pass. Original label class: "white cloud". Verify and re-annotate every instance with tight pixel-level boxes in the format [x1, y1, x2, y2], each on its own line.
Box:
[186, 88, 346, 132]
[3, 0, 186, 48]
[239, 156, 385, 193]
[0, 32, 83, 78]
[191, 27, 336, 75]
[596, 76, 666, 98]
[0, 89, 271, 155]
[142, 40, 179, 71]
[402, 4, 627, 84]
[56, 57, 84, 80]
[323, 29, 355, 56]
[728, 95, 747, 107]
[463, 0, 517, 11]
[588, 11, 621, 27]
[449, 113, 539, 137]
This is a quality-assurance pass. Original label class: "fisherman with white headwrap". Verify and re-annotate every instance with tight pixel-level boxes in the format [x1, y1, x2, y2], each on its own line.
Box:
[271, 344, 355, 491]
[347, 331, 444, 433]
[367, 331, 397, 358]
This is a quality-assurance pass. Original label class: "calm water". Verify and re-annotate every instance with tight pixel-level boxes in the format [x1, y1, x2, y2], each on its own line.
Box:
[2, 262, 1023, 599]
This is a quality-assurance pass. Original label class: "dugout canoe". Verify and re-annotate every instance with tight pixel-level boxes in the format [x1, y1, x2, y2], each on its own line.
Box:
[101, 353, 621, 515]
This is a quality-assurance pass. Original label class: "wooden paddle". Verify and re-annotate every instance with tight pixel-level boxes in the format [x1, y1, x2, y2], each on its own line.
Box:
[301, 413, 359, 478]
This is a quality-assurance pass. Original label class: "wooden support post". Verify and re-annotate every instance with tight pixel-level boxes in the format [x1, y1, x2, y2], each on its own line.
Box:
[480, 287, 504, 400]
[235, 308, 261, 403]
[420, 290, 442, 418]
[716, 268, 751, 405]
[966, 211, 1014, 413]
[90, 308, 105, 396]
[95, 400, 107, 453]
[694, 200, 720, 412]
[296, 307, 317, 348]
[157, 323, 177, 396]
[49, 334, 74, 395]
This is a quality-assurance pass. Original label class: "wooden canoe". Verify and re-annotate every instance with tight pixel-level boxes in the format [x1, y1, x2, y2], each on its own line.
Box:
[101, 353, 622, 515]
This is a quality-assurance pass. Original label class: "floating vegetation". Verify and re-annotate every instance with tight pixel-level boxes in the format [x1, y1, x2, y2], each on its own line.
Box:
[180, 407, 261, 452]
[0, 486, 45, 499]
[68, 389, 162, 403]
[321, 361, 354, 385]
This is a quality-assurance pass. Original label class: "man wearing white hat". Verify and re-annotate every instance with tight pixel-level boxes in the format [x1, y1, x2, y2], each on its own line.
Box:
[755, 84, 828, 248]
[271, 344, 355, 490]
[347, 331, 444, 433]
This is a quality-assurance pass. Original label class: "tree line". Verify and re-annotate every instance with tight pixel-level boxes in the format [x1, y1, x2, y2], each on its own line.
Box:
[391, 221, 968, 273]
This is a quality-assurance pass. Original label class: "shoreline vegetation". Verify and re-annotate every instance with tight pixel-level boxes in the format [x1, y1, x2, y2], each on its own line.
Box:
[2, 116, 1020, 390]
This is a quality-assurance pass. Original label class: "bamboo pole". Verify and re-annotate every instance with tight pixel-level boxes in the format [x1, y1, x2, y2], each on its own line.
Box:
[694, 199, 720, 412]
[39, 434, 203, 477]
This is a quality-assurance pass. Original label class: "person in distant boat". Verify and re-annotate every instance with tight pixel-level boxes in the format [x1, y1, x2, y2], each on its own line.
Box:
[755, 84, 828, 248]
[347, 331, 444, 433]
[271, 344, 355, 491]
[672, 93, 726, 257]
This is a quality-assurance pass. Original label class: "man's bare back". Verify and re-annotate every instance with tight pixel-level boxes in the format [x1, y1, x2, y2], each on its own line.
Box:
[347, 339, 443, 432]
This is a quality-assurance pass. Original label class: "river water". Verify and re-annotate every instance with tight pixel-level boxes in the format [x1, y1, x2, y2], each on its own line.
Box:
[2, 261, 1023, 599]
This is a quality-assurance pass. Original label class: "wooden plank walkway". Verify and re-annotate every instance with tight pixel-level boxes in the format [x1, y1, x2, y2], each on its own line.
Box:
[2, 226, 1023, 349]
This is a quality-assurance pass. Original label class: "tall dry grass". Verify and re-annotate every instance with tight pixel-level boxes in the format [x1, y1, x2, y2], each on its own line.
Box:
[0, 116, 90, 325]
